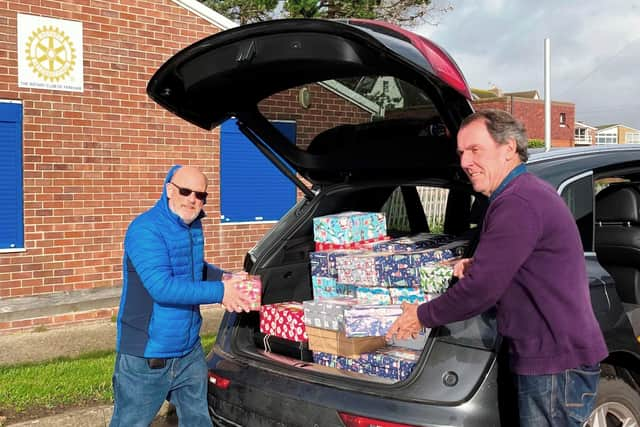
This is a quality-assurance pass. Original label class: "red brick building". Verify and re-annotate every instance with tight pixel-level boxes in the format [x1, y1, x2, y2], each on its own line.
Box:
[0, 1, 371, 332]
[471, 88, 576, 147]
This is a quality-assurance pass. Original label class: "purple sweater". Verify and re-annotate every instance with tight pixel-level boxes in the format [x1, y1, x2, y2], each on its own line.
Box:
[418, 172, 608, 374]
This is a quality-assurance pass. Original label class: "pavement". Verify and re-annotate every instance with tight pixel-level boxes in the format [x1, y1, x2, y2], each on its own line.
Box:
[0, 305, 225, 427]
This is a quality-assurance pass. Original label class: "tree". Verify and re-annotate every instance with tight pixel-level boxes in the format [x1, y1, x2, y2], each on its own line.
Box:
[201, 0, 452, 27]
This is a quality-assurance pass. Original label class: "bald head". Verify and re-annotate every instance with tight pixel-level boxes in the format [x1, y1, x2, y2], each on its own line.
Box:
[166, 166, 208, 224]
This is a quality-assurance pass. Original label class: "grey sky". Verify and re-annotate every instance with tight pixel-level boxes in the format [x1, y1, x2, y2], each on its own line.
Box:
[416, 1, 640, 129]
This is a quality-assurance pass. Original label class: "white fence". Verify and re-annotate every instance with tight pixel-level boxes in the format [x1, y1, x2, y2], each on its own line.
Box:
[384, 186, 449, 232]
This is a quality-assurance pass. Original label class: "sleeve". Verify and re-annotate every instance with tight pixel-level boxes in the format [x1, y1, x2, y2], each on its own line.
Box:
[417, 195, 541, 327]
[125, 221, 225, 305]
[204, 263, 226, 281]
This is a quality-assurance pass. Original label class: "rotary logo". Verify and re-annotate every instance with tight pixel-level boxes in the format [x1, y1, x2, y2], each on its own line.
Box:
[25, 25, 76, 82]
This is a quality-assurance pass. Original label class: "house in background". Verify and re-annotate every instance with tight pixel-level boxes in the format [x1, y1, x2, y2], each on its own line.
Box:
[574, 121, 598, 146]
[471, 86, 575, 147]
[594, 124, 640, 145]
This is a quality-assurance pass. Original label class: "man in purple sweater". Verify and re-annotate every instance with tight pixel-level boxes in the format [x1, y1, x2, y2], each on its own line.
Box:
[386, 109, 608, 427]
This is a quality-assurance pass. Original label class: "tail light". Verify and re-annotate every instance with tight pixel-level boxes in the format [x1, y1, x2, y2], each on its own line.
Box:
[208, 372, 231, 389]
[338, 412, 422, 427]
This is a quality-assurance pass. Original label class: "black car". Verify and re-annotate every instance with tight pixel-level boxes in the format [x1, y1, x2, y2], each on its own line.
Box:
[147, 18, 640, 427]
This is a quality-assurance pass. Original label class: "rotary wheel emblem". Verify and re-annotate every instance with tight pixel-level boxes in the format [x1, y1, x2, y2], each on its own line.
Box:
[25, 25, 76, 82]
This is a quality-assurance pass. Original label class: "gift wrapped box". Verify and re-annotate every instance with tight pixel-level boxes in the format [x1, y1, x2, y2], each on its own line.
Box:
[351, 286, 392, 305]
[312, 348, 419, 381]
[439, 239, 469, 258]
[389, 328, 431, 350]
[336, 252, 417, 287]
[303, 297, 357, 330]
[223, 272, 262, 311]
[342, 304, 403, 337]
[311, 276, 351, 300]
[419, 262, 454, 294]
[309, 250, 364, 278]
[388, 287, 426, 304]
[306, 326, 385, 357]
[260, 303, 308, 342]
[361, 347, 421, 380]
[371, 233, 454, 252]
[313, 212, 387, 250]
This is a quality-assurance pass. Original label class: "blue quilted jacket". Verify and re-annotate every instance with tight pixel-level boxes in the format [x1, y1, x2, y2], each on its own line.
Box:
[116, 165, 225, 358]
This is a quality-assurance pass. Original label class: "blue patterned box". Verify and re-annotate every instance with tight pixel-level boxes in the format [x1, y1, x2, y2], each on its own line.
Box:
[409, 247, 453, 268]
[336, 252, 417, 287]
[312, 348, 419, 381]
[310, 250, 362, 278]
[351, 286, 392, 305]
[312, 276, 351, 300]
[439, 239, 469, 258]
[342, 304, 403, 337]
[313, 212, 387, 246]
[389, 287, 426, 304]
[361, 347, 421, 380]
[371, 232, 453, 252]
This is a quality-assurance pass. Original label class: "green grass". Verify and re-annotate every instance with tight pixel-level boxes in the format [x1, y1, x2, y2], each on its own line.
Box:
[0, 334, 217, 417]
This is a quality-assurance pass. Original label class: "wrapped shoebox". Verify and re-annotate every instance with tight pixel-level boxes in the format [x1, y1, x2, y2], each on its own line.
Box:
[419, 262, 454, 294]
[342, 304, 403, 337]
[312, 276, 352, 300]
[361, 347, 421, 380]
[349, 286, 392, 305]
[260, 302, 308, 342]
[439, 239, 469, 258]
[306, 326, 386, 357]
[313, 211, 387, 250]
[309, 250, 363, 278]
[312, 348, 420, 381]
[303, 297, 357, 330]
[389, 328, 431, 350]
[223, 271, 262, 311]
[336, 252, 417, 287]
[389, 287, 426, 304]
[371, 233, 454, 252]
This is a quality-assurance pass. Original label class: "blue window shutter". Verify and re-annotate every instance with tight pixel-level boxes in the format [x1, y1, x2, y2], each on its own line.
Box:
[0, 102, 23, 249]
[220, 119, 296, 222]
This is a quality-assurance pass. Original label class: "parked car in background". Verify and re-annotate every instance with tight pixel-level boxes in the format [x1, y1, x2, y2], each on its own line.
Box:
[148, 18, 640, 427]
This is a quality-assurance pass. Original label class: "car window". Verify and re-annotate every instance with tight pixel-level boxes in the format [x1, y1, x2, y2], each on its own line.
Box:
[257, 75, 447, 152]
[559, 173, 594, 251]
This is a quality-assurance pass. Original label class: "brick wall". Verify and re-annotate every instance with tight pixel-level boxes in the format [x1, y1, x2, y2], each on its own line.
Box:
[472, 97, 575, 147]
[0, 1, 372, 331]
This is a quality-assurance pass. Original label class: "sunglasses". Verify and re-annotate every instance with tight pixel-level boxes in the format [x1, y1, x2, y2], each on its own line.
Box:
[169, 181, 208, 202]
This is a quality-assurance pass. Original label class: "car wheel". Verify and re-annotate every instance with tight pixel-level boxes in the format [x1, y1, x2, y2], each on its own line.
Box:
[585, 376, 640, 427]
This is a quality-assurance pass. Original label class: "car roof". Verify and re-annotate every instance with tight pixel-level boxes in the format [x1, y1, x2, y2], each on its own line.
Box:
[528, 145, 640, 188]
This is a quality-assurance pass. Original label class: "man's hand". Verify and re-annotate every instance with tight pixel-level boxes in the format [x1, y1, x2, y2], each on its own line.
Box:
[385, 302, 423, 342]
[221, 276, 252, 313]
[453, 257, 473, 279]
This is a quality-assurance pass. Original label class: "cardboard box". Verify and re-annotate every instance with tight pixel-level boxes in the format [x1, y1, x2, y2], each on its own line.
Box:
[307, 326, 385, 357]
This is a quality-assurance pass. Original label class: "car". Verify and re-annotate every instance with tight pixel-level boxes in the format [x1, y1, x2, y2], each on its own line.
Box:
[147, 18, 640, 427]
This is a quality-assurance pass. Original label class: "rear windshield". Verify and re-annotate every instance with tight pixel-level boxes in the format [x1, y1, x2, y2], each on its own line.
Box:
[257, 75, 446, 151]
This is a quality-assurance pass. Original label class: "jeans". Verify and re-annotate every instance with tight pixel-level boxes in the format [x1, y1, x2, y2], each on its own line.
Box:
[515, 364, 600, 427]
[109, 345, 212, 427]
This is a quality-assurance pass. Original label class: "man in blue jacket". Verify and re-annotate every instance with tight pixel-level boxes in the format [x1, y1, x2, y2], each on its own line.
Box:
[387, 110, 608, 427]
[110, 165, 251, 427]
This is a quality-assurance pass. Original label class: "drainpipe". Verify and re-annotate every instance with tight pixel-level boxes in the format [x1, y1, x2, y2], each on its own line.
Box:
[544, 38, 551, 152]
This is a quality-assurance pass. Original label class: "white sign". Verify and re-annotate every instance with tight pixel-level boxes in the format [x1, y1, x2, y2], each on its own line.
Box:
[17, 14, 84, 92]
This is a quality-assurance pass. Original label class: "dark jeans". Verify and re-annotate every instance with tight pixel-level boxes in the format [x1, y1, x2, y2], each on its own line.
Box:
[515, 365, 600, 427]
[109, 345, 212, 427]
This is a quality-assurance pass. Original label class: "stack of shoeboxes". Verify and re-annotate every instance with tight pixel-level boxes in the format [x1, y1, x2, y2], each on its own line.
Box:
[300, 211, 468, 381]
